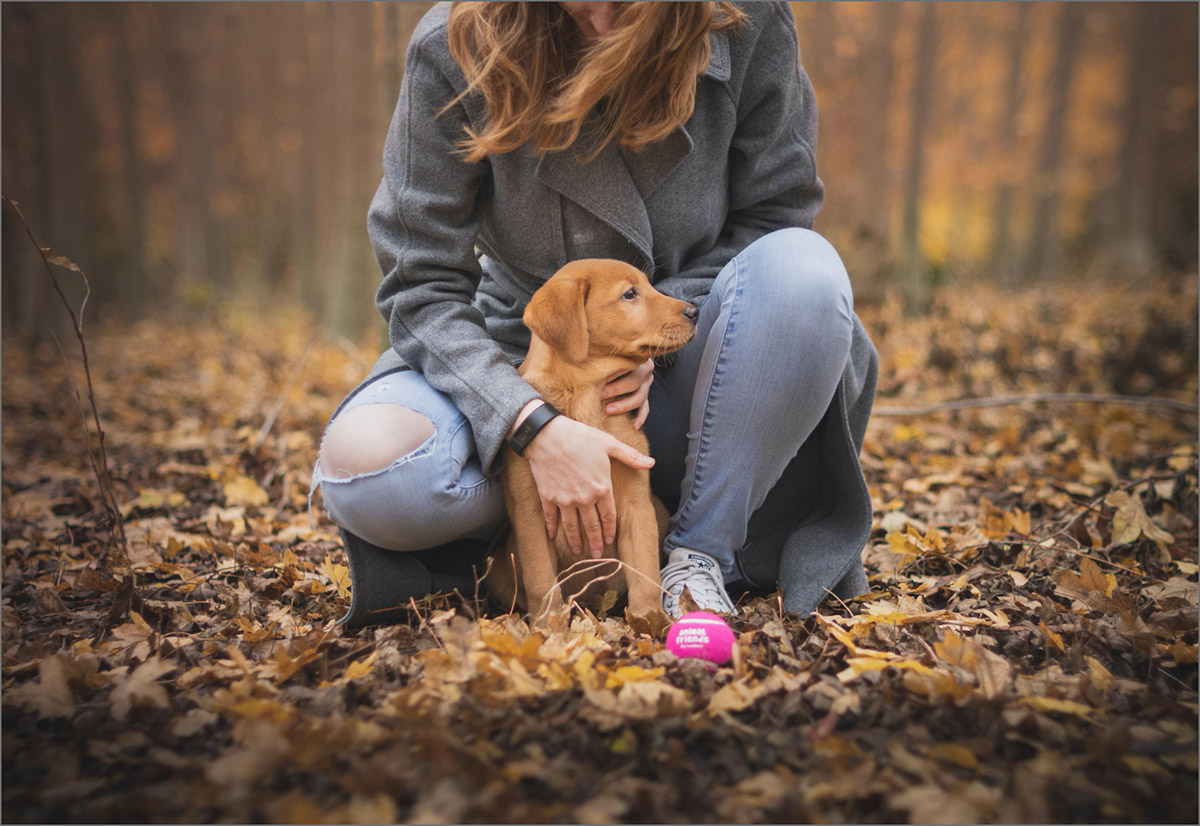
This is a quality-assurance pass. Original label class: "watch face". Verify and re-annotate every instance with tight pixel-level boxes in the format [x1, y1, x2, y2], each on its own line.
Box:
[511, 404, 558, 455]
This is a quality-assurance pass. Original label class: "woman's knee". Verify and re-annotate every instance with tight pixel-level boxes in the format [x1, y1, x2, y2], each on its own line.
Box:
[318, 403, 435, 479]
[738, 228, 853, 319]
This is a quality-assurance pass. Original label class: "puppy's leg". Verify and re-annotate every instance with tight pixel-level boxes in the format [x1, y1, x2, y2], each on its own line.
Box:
[503, 457, 568, 626]
[651, 494, 670, 546]
[619, 498, 671, 639]
[519, 536, 565, 625]
[508, 500, 566, 626]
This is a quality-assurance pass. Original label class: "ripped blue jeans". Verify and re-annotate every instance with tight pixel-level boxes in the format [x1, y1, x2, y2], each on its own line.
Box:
[313, 228, 855, 580]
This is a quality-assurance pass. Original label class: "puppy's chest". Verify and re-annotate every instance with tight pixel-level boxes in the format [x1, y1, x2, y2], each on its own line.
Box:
[547, 393, 650, 456]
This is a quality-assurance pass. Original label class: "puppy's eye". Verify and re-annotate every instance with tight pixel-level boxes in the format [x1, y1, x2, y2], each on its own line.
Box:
[621, 288, 638, 300]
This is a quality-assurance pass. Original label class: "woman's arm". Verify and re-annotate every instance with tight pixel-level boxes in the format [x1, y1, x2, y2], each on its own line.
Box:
[654, 3, 824, 306]
[369, 29, 542, 474]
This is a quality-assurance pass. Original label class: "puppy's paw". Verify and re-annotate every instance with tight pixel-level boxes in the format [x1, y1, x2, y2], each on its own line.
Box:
[625, 606, 671, 640]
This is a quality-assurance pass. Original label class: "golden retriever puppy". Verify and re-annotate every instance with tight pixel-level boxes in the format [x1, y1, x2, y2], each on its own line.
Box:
[487, 259, 696, 634]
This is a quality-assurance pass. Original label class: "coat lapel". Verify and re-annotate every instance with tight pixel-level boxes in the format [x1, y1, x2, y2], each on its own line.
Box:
[536, 137, 655, 269]
[534, 29, 730, 270]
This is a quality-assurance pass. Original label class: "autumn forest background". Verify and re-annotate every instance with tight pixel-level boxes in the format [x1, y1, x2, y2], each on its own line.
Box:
[3, 1, 1197, 338]
[3, 2, 1198, 823]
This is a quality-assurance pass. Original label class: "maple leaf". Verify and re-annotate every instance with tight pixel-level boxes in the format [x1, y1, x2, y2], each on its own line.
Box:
[1054, 557, 1133, 612]
[322, 556, 351, 598]
[265, 643, 322, 684]
[934, 630, 1013, 699]
[707, 676, 763, 715]
[1105, 490, 1175, 549]
[338, 650, 379, 683]
[604, 664, 665, 688]
[106, 610, 157, 662]
[6, 654, 75, 719]
[109, 656, 175, 721]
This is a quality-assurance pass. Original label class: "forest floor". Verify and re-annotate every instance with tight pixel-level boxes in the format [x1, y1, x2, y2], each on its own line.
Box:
[2, 277, 1197, 824]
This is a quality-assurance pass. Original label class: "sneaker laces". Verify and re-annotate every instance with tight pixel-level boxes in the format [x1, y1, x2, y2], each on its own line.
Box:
[661, 548, 737, 617]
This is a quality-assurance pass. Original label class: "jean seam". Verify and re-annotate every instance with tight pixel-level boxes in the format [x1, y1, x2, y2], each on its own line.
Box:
[671, 253, 742, 549]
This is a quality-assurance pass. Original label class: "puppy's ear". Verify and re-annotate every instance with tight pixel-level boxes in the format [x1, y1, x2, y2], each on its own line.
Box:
[524, 275, 589, 363]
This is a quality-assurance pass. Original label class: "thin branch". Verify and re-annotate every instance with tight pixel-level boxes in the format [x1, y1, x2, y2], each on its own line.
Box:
[4, 195, 129, 567]
[873, 392, 1198, 417]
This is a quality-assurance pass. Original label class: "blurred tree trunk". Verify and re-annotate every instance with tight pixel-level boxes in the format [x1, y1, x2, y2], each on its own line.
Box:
[319, 4, 357, 340]
[307, 4, 338, 333]
[112, 6, 148, 322]
[1024, 2, 1084, 280]
[1112, 4, 1168, 279]
[152, 5, 216, 312]
[207, 7, 239, 298]
[344, 3, 387, 341]
[860, 2, 899, 279]
[39, 7, 94, 336]
[990, 2, 1031, 285]
[900, 3, 938, 314]
[1, 4, 53, 345]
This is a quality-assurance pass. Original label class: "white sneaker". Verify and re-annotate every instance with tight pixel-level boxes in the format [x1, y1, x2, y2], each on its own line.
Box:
[661, 548, 737, 618]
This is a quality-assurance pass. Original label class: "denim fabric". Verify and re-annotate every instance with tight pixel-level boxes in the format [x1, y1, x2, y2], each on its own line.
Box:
[316, 228, 852, 575]
[314, 369, 506, 551]
[642, 228, 853, 579]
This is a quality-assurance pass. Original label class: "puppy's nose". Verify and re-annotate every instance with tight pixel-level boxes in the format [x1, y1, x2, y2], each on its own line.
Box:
[683, 304, 699, 322]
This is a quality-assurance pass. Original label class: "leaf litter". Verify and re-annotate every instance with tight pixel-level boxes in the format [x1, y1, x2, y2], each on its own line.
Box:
[2, 280, 1197, 823]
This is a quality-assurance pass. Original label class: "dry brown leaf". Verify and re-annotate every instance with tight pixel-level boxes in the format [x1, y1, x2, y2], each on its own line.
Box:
[1106, 490, 1175, 548]
[109, 656, 175, 721]
[6, 654, 75, 719]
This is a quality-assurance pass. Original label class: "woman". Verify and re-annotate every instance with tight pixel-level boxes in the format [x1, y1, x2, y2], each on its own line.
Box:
[314, 1, 878, 628]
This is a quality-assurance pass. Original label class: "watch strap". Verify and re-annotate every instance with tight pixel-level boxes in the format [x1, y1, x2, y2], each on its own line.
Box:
[507, 402, 560, 456]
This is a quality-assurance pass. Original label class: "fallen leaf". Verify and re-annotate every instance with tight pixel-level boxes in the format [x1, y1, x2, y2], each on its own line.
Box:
[1019, 695, 1096, 716]
[322, 556, 351, 599]
[1106, 490, 1174, 548]
[6, 654, 75, 718]
[222, 473, 270, 507]
[109, 656, 175, 721]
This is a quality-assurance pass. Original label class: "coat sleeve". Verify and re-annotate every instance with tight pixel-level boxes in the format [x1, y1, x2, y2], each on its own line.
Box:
[654, 3, 824, 306]
[369, 31, 541, 473]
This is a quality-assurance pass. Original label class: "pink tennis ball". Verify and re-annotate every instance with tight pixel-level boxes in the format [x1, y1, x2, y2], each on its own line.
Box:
[665, 611, 736, 665]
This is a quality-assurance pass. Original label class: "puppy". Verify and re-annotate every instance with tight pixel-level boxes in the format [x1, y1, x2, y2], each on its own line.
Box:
[488, 259, 696, 635]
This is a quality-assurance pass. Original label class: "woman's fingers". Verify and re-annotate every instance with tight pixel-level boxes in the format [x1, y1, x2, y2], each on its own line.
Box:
[603, 358, 654, 416]
[559, 505, 584, 555]
[633, 398, 650, 430]
[578, 503, 606, 558]
[542, 500, 559, 541]
[597, 488, 617, 549]
[524, 417, 651, 554]
[605, 434, 654, 469]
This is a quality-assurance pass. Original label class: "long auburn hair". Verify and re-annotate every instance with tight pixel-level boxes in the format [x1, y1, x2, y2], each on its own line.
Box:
[445, 2, 745, 161]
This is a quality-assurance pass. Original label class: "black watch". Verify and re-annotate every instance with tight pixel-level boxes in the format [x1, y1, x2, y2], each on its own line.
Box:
[507, 402, 560, 456]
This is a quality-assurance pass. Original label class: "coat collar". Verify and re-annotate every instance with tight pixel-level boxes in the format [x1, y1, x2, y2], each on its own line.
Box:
[703, 27, 731, 82]
[534, 29, 727, 270]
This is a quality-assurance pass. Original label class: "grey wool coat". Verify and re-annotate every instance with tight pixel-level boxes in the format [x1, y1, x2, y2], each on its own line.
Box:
[360, 1, 878, 613]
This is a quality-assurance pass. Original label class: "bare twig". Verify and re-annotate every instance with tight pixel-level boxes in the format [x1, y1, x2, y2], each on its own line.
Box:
[874, 392, 1198, 417]
[3, 195, 129, 570]
[409, 596, 445, 650]
[821, 586, 854, 617]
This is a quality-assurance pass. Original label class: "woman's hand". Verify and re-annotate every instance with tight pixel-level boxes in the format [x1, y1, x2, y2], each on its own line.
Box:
[601, 358, 655, 430]
[522, 414, 654, 558]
